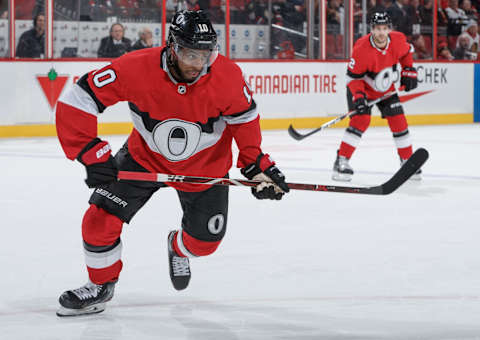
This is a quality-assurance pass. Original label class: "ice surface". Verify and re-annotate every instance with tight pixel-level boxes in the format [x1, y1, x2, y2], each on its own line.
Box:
[1, 124, 479, 339]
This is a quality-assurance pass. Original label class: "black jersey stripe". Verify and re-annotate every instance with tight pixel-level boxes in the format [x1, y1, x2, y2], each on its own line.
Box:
[347, 69, 366, 79]
[84, 238, 121, 253]
[346, 126, 364, 137]
[77, 73, 107, 113]
[224, 100, 257, 118]
[393, 129, 409, 138]
[129, 102, 221, 134]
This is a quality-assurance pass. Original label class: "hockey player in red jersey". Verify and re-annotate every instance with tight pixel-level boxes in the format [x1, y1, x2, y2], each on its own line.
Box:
[332, 12, 421, 182]
[55, 10, 289, 317]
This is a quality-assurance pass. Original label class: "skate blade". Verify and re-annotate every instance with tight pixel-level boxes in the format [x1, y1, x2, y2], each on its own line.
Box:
[332, 172, 352, 182]
[56, 303, 106, 317]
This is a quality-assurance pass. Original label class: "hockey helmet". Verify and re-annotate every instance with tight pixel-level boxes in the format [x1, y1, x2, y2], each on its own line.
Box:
[167, 10, 218, 67]
[370, 12, 392, 29]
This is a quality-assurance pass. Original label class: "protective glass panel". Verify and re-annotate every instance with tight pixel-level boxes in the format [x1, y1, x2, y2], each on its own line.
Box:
[270, 1, 307, 59]
[53, 0, 163, 58]
[229, 0, 270, 59]
[438, 0, 478, 60]
[326, 0, 345, 59]
[15, 1, 45, 58]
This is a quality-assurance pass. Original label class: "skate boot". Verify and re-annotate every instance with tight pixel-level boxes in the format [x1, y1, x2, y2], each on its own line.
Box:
[400, 157, 422, 180]
[56, 280, 116, 317]
[168, 231, 191, 291]
[332, 150, 354, 182]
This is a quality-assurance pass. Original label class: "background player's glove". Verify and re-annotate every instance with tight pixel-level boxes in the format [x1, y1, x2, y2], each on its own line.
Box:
[241, 153, 289, 200]
[353, 93, 369, 115]
[400, 66, 418, 92]
[77, 138, 118, 188]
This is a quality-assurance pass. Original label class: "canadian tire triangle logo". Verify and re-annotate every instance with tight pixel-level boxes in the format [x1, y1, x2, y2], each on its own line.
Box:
[37, 68, 69, 110]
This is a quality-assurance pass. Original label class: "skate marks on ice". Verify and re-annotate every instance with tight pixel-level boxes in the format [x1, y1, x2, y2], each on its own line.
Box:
[3, 295, 480, 340]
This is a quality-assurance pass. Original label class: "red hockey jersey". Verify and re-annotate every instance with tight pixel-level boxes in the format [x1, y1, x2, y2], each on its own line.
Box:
[56, 47, 262, 192]
[346, 31, 414, 100]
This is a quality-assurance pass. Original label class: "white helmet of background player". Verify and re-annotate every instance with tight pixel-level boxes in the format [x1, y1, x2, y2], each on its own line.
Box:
[167, 10, 218, 79]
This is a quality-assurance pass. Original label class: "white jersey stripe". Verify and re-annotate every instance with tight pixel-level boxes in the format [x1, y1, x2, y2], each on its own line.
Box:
[223, 107, 258, 125]
[58, 84, 99, 117]
[84, 241, 122, 269]
[176, 230, 198, 258]
[342, 129, 362, 148]
[393, 133, 412, 149]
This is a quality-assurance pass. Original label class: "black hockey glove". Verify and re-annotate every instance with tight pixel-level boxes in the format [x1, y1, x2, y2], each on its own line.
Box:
[241, 153, 289, 200]
[400, 66, 418, 92]
[353, 93, 369, 115]
[77, 138, 118, 188]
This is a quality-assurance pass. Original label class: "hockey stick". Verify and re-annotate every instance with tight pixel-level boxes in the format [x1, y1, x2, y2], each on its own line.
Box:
[117, 148, 428, 195]
[288, 90, 398, 141]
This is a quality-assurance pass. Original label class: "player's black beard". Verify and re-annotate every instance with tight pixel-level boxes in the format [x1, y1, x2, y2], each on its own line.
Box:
[166, 49, 191, 83]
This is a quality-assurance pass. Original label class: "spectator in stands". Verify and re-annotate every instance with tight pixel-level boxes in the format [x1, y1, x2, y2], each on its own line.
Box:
[419, 0, 433, 25]
[208, 0, 225, 23]
[0, 1, 7, 18]
[276, 40, 295, 59]
[97, 23, 132, 58]
[230, 0, 249, 24]
[461, 0, 478, 21]
[396, 0, 415, 35]
[437, 0, 449, 25]
[278, 0, 306, 53]
[456, 20, 479, 51]
[453, 32, 478, 58]
[410, 0, 422, 24]
[411, 34, 432, 58]
[245, 1, 268, 25]
[367, 0, 386, 22]
[131, 27, 153, 50]
[16, 13, 44, 58]
[327, 0, 342, 25]
[384, 0, 405, 31]
[445, 0, 469, 36]
[438, 41, 455, 59]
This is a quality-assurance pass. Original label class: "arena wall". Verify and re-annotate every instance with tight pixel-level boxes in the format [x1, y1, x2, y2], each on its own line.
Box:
[0, 60, 475, 138]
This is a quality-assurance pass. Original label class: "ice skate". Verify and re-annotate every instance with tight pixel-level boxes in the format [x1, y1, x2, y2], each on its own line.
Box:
[168, 231, 191, 290]
[401, 158, 422, 180]
[332, 151, 354, 182]
[56, 280, 116, 317]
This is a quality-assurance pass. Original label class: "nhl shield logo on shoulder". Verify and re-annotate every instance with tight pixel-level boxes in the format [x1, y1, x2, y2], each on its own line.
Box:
[177, 85, 187, 95]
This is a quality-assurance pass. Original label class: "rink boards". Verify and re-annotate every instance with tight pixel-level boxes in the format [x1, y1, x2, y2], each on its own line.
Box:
[0, 60, 477, 137]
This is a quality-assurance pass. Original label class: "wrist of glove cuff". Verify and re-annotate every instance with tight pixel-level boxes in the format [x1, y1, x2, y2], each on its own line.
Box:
[400, 66, 418, 92]
[76, 138, 118, 188]
[241, 153, 289, 200]
[352, 93, 368, 114]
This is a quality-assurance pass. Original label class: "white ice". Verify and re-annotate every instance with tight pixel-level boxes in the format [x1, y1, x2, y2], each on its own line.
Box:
[1, 124, 479, 340]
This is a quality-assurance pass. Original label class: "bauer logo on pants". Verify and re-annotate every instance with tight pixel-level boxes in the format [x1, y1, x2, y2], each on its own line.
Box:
[95, 188, 128, 207]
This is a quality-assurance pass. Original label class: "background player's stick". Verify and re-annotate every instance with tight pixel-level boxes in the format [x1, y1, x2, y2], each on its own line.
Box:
[288, 89, 399, 141]
[118, 148, 428, 195]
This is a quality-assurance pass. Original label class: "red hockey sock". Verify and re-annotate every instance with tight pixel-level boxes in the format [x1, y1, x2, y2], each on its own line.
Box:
[338, 114, 371, 159]
[386, 115, 413, 159]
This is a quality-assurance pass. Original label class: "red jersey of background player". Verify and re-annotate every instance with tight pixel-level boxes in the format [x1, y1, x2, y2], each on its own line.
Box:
[346, 31, 414, 100]
[56, 46, 261, 192]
